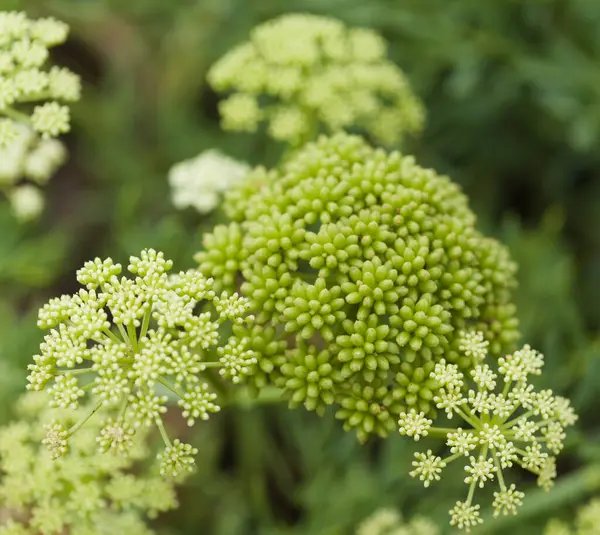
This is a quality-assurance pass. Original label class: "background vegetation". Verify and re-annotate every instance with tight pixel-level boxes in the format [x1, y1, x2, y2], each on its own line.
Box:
[1, 0, 599, 533]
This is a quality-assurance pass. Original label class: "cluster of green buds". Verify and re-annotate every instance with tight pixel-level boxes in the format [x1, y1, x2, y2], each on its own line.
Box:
[0, 11, 80, 145]
[356, 508, 439, 535]
[0, 392, 175, 535]
[208, 13, 424, 146]
[196, 132, 519, 442]
[398, 332, 577, 531]
[545, 497, 600, 535]
[27, 249, 257, 478]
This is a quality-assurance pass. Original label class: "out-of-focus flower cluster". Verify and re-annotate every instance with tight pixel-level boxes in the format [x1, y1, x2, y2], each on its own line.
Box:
[195, 132, 519, 442]
[0, 11, 80, 144]
[27, 249, 256, 477]
[399, 334, 577, 531]
[208, 13, 424, 146]
[545, 498, 600, 535]
[0, 123, 65, 221]
[169, 149, 250, 214]
[0, 11, 79, 221]
[355, 508, 439, 535]
[0, 392, 176, 535]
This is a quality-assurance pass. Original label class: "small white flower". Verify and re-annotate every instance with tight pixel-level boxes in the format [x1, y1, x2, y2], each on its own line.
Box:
[478, 423, 506, 449]
[398, 409, 432, 441]
[464, 456, 496, 488]
[492, 484, 524, 517]
[8, 183, 44, 222]
[430, 359, 464, 390]
[470, 364, 496, 391]
[446, 428, 478, 456]
[449, 501, 482, 532]
[459, 330, 489, 362]
[158, 439, 198, 477]
[169, 149, 250, 214]
[409, 450, 446, 487]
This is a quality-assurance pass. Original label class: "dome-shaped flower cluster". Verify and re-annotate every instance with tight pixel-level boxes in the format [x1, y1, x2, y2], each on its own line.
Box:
[356, 508, 439, 535]
[208, 13, 424, 146]
[195, 132, 519, 442]
[400, 334, 577, 531]
[0, 392, 176, 535]
[0, 11, 80, 145]
[27, 249, 256, 475]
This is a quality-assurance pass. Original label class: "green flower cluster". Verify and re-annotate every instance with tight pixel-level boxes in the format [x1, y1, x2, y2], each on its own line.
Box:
[356, 508, 439, 535]
[27, 249, 256, 476]
[208, 13, 424, 146]
[0, 11, 80, 146]
[545, 498, 600, 535]
[0, 393, 175, 535]
[196, 132, 519, 442]
[399, 334, 577, 531]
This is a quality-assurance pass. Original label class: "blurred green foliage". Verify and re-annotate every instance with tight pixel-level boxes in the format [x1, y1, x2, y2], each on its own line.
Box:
[1, 0, 600, 533]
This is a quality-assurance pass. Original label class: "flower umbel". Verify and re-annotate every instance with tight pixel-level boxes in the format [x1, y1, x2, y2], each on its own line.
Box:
[197, 133, 519, 443]
[402, 333, 577, 531]
[27, 249, 255, 473]
[208, 14, 424, 146]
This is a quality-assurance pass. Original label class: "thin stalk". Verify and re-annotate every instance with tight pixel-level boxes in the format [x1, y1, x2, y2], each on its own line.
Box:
[68, 400, 103, 437]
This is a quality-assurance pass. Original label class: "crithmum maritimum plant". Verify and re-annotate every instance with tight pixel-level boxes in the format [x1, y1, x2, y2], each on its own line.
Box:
[399, 332, 577, 531]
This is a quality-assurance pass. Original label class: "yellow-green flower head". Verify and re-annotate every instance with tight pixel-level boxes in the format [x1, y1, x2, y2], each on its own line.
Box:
[208, 13, 424, 146]
[356, 508, 439, 535]
[196, 133, 520, 442]
[545, 497, 600, 535]
[27, 249, 256, 475]
[401, 334, 577, 531]
[0, 11, 80, 146]
[0, 392, 175, 535]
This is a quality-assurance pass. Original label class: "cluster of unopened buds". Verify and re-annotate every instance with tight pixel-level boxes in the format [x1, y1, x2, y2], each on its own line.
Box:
[27, 249, 256, 478]
[398, 331, 577, 531]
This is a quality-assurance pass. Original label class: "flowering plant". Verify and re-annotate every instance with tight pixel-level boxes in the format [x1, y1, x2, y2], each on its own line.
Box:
[399, 333, 577, 530]
[27, 249, 256, 476]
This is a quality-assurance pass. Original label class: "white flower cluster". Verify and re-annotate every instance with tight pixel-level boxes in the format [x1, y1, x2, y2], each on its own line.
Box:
[0, 11, 80, 144]
[0, 11, 77, 221]
[398, 333, 578, 532]
[0, 123, 65, 220]
[168, 149, 250, 214]
[27, 249, 256, 476]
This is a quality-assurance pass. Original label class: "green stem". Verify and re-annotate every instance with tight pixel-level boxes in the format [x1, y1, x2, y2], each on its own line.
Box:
[1, 106, 31, 124]
[494, 455, 506, 491]
[116, 324, 129, 346]
[155, 415, 172, 448]
[428, 427, 457, 437]
[68, 400, 104, 437]
[127, 322, 139, 352]
[456, 407, 480, 429]
[502, 410, 534, 429]
[57, 367, 94, 375]
[139, 308, 151, 339]
[103, 327, 124, 345]
[158, 376, 185, 398]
